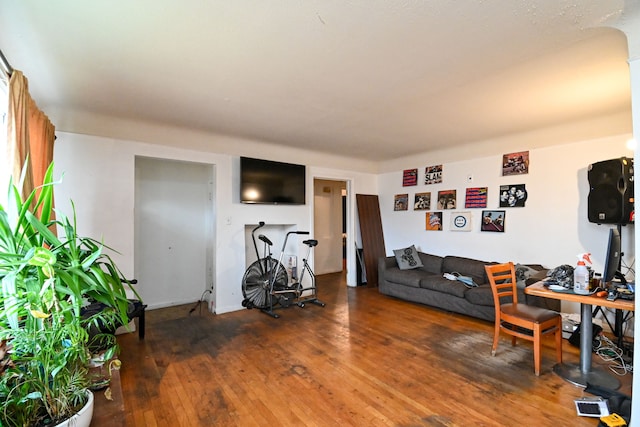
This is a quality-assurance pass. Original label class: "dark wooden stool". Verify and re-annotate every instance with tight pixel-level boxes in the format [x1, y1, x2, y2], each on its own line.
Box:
[82, 299, 147, 340]
[127, 299, 147, 339]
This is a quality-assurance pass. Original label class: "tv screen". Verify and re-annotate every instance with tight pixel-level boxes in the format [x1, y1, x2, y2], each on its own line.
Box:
[602, 227, 625, 285]
[240, 157, 306, 205]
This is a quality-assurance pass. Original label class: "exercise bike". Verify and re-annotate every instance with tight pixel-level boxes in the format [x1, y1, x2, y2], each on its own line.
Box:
[241, 221, 325, 318]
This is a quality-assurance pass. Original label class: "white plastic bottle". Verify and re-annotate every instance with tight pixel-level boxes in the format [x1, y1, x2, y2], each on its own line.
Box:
[573, 260, 590, 295]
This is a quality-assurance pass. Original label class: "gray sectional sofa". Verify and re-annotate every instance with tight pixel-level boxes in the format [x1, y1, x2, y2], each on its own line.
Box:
[378, 250, 559, 322]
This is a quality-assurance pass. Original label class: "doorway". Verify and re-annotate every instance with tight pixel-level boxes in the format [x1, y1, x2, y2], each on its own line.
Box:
[313, 179, 347, 275]
[134, 157, 214, 309]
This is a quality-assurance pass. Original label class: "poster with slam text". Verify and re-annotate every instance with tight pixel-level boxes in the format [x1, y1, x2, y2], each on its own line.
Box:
[424, 165, 443, 184]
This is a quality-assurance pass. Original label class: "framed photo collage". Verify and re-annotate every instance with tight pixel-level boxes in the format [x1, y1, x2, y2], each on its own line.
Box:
[394, 151, 530, 233]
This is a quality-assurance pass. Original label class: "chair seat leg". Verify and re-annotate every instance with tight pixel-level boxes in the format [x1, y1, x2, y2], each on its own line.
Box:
[492, 324, 500, 356]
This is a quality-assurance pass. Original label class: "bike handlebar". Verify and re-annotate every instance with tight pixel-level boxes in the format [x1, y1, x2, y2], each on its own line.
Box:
[254, 222, 306, 235]
[253, 222, 310, 253]
[281, 230, 311, 252]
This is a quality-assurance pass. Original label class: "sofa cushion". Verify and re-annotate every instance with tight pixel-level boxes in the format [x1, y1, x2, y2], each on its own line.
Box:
[464, 285, 495, 307]
[393, 245, 424, 270]
[417, 252, 443, 275]
[442, 256, 489, 285]
[383, 266, 432, 288]
[419, 276, 469, 298]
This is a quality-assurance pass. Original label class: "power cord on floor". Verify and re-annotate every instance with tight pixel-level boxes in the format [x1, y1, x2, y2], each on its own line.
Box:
[594, 335, 633, 376]
[189, 289, 212, 315]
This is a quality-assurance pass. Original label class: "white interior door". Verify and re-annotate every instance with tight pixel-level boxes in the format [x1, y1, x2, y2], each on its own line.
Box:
[314, 179, 345, 275]
[134, 157, 213, 309]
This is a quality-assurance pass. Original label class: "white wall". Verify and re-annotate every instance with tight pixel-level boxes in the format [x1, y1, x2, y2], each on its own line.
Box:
[52, 131, 377, 314]
[378, 134, 635, 318]
[51, 126, 634, 318]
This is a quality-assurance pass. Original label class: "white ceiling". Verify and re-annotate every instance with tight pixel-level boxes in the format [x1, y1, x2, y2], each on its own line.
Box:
[0, 1, 637, 162]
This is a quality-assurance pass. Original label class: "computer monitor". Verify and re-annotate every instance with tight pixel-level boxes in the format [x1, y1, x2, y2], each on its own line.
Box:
[602, 227, 626, 286]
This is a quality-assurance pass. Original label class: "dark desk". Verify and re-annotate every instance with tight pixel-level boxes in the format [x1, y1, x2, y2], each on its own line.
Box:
[525, 281, 634, 389]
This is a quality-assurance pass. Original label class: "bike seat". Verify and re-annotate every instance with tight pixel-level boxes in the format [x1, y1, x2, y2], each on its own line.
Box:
[303, 239, 318, 247]
[258, 234, 273, 246]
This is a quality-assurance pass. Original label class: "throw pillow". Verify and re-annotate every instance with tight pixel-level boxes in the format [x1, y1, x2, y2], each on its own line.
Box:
[393, 245, 424, 270]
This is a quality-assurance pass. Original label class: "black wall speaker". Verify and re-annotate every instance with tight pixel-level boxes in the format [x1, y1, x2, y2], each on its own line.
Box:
[587, 157, 634, 224]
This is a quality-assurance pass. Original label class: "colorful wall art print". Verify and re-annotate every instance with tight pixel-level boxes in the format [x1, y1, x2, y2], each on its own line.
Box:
[426, 212, 443, 230]
[481, 210, 505, 232]
[424, 165, 443, 184]
[465, 187, 488, 208]
[499, 184, 528, 207]
[436, 189, 456, 210]
[403, 168, 418, 186]
[394, 194, 409, 211]
[414, 192, 431, 210]
[502, 151, 529, 175]
[450, 211, 472, 231]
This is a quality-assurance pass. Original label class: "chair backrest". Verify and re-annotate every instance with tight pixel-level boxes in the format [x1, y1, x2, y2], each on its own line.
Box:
[484, 262, 518, 308]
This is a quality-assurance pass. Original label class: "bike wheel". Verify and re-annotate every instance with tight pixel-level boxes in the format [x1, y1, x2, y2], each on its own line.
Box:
[241, 258, 288, 309]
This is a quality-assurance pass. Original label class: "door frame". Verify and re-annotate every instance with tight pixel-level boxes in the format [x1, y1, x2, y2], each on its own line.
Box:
[312, 176, 355, 286]
[134, 156, 216, 309]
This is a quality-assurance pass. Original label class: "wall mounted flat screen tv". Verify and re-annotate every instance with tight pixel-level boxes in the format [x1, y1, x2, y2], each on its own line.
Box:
[240, 157, 306, 205]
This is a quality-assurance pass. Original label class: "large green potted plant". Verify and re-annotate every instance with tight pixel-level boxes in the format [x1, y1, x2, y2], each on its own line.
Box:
[0, 163, 138, 426]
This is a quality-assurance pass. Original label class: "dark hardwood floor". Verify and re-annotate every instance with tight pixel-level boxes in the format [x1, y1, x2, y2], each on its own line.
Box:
[112, 272, 632, 426]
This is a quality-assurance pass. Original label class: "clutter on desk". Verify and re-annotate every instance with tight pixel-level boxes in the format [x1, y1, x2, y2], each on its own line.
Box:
[573, 253, 592, 295]
[546, 264, 574, 289]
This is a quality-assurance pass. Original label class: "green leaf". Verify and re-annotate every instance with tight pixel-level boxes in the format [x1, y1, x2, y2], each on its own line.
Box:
[79, 245, 102, 271]
[25, 391, 43, 400]
[1, 273, 20, 330]
[36, 163, 57, 224]
[25, 211, 61, 247]
[27, 246, 57, 267]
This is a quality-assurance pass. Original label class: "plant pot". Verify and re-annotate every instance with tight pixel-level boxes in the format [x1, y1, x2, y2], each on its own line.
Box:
[54, 390, 94, 427]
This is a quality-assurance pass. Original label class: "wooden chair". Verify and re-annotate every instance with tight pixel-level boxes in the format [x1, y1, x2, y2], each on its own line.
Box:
[484, 262, 562, 375]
